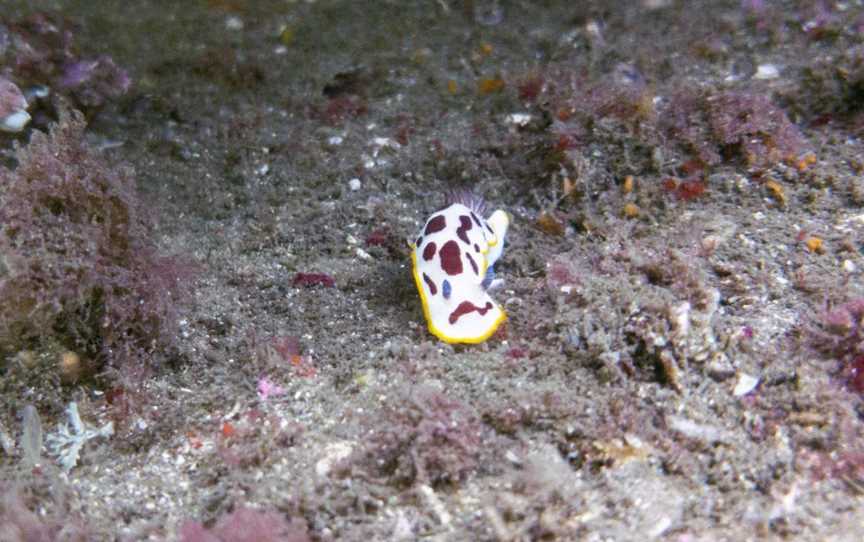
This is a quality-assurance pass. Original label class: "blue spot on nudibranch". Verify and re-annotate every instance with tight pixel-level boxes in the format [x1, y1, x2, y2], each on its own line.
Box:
[442, 279, 452, 299]
[481, 266, 495, 289]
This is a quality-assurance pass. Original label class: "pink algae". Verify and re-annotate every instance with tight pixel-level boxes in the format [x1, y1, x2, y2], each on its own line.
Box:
[292, 272, 335, 288]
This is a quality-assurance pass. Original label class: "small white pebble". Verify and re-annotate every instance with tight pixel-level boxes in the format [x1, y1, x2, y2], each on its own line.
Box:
[754, 64, 780, 80]
[314, 442, 354, 477]
[668, 301, 691, 338]
[356, 248, 372, 260]
[327, 135, 343, 146]
[733, 372, 760, 397]
[256, 163, 269, 175]
[504, 449, 522, 466]
[648, 517, 673, 539]
[371, 137, 399, 150]
[348, 178, 362, 191]
[584, 20, 603, 40]
[505, 113, 533, 126]
[225, 16, 244, 30]
[842, 259, 856, 273]
[0, 110, 31, 132]
[26, 85, 50, 99]
[624, 433, 645, 448]
[668, 415, 729, 443]
[418, 484, 451, 527]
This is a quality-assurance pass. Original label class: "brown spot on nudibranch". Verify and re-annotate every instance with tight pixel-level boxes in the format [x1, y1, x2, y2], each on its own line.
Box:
[424, 214, 446, 235]
[422, 241, 437, 261]
[422, 273, 437, 295]
[456, 215, 473, 244]
[449, 300, 493, 324]
[465, 252, 479, 275]
[470, 212, 482, 228]
[439, 240, 463, 275]
[474, 243, 480, 252]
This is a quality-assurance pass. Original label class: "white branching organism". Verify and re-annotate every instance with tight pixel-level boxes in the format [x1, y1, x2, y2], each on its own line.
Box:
[46, 402, 113, 472]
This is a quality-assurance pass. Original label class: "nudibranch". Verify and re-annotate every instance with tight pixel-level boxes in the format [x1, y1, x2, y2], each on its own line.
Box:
[410, 195, 509, 344]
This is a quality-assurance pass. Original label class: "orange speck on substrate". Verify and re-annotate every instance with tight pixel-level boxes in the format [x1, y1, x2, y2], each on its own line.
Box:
[555, 134, 577, 152]
[536, 211, 565, 236]
[447, 79, 458, 94]
[221, 422, 236, 438]
[796, 153, 817, 172]
[663, 176, 708, 200]
[623, 203, 640, 218]
[478, 77, 505, 94]
[662, 178, 678, 192]
[556, 108, 573, 121]
[479, 42, 493, 56]
[187, 432, 203, 449]
[680, 159, 704, 176]
[518, 76, 544, 101]
[805, 236, 824, 254]
[674, 179, 707, 201]
[765, 179, 786, 205]
[622, 175, 634, 194]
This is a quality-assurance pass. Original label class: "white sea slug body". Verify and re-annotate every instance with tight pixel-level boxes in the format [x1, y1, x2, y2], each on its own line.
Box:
[411, 198, 509, 344]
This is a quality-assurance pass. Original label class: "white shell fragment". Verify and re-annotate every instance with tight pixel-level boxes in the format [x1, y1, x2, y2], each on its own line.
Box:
[504, 113, 533, 127]
[0, 76, 31, 133]
[0, 110, 31, 132]
[411, 199, 509, 343]
[733, 372, 760, 397]
[754, 64, 780, 80]
[667, 415, 730, 444]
